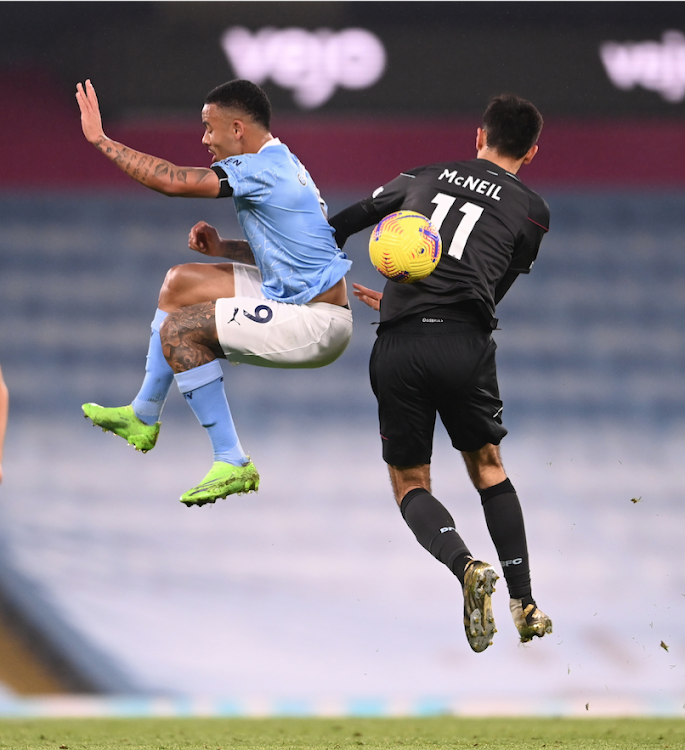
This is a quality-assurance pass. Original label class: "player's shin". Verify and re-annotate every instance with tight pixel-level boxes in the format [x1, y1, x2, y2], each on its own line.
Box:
[480, 479, 552, 641]
[400, 488, 472, 582]
[400, 488, 499, 652]
[479, 479, 531, 600]
[174, 360, 248, 466]
[131, 309, 174, 425]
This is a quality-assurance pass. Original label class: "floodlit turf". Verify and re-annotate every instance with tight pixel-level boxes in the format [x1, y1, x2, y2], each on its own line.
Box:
[0, 717, 684, 750]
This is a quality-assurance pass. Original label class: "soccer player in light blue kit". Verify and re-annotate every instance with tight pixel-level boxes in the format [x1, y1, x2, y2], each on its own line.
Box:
[76, 79, 352, 505]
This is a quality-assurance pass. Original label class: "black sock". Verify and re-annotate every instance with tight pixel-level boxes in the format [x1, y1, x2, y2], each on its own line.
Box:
[479, 479, 532, 600]
[400, 488, 472, 584]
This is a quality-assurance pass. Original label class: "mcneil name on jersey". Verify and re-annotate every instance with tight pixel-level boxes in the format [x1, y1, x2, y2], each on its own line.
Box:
[438, 169, 503, 201]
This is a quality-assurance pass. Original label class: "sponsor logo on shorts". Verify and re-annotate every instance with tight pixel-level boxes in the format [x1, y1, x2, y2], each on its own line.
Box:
[226, 307, 241, 325]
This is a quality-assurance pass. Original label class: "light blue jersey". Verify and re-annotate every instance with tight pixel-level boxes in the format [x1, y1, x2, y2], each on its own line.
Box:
[214, 139, 351, 304]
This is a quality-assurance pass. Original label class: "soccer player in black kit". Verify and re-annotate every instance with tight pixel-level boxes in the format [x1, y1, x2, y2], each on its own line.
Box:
[329, 94, 552, 653]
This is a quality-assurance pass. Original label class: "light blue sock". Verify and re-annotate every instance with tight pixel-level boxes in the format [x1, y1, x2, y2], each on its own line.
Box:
[174, 360, 248, 466]
[132, 309, 174, 425]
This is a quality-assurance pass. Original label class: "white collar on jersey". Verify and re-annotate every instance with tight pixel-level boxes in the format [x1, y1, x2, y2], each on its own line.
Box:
[258, 137, 282, 152]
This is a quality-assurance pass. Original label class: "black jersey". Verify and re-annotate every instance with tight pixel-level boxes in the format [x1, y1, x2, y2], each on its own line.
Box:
[330, 158, 550, 325]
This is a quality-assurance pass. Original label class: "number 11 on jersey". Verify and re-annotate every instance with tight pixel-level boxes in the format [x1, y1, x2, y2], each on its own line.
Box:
[430, 194, 484, 261]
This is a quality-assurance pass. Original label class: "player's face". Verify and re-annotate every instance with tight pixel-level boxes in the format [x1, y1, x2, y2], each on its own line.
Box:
[201, 104, 243, 162]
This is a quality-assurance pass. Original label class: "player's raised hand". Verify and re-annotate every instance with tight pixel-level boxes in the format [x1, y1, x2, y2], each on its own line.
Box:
[76, 79, 106, 145]
[352, 282, 383, 311]
[188, 221, 223, 256]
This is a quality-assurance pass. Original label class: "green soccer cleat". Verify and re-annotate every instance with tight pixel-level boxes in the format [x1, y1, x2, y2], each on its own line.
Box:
[180, 460, 260, 507]
[82, 403, 160, 453]
[510, 599, 553, 643]
[462, 559, 499, 653]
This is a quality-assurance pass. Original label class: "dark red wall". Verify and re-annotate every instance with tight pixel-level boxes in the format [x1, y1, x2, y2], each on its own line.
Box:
[2, 69, 684, 192]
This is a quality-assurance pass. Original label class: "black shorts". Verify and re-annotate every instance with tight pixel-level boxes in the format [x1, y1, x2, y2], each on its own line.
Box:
[369, 315, 508, 466]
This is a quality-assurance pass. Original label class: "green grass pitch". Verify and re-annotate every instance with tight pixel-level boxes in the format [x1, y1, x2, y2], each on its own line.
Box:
[0, 717, 683, 750]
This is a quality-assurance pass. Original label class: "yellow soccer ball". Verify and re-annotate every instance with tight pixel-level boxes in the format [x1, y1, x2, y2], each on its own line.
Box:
[369, 210, 442, 283]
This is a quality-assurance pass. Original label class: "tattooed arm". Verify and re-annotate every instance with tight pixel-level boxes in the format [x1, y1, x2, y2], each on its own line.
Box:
[76, 80, 219, 198]
[188, 221, 256, 264]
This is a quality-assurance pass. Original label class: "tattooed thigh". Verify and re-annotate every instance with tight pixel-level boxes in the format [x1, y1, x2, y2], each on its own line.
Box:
[160, 302, 225, 372]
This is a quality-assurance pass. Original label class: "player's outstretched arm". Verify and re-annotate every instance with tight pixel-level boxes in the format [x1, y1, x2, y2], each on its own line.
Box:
[352, 283, 382, 311]
[188, 221, 256, 264]
[76, 80, 219, 198]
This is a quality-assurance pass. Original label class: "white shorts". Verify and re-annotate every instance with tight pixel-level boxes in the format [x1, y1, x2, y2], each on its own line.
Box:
[215, 263, 353, 369]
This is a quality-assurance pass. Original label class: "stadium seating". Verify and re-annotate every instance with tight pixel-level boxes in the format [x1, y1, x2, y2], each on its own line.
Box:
[0, 190, 684, 707]
[2, 192, 684, 426]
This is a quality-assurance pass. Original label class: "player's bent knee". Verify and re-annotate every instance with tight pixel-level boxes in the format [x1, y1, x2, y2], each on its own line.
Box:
[160, 263, 221, 309]
[388, 464, 431, 503]
[461, 443, 506, 489]
[159, 264, 191, 307]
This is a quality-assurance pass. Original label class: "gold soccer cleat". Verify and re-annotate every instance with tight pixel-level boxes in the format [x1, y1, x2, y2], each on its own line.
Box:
[510, 599, 553, 643]
[462, 560, 498, 653]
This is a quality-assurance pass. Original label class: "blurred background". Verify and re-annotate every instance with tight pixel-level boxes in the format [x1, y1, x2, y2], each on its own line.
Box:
[0, 1, 684, 717]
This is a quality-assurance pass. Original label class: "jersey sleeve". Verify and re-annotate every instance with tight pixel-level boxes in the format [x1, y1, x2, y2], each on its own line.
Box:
[210, 164, 233, 198]
[367, 171, 416, 215]
[212, 155, 271, 200]
[508, 192, 550, 274]
[328, 200, 377, 248]
[328, 170, 416, 248]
